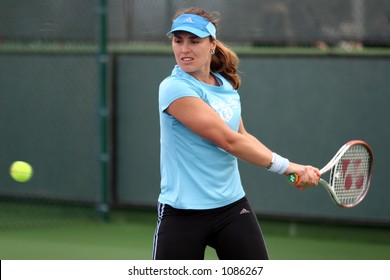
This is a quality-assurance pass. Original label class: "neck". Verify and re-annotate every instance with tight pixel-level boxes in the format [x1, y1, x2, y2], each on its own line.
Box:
[192, 72, 218, 86]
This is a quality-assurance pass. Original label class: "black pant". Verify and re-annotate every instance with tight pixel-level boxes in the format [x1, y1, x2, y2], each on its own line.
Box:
[152, 197, 269, 260]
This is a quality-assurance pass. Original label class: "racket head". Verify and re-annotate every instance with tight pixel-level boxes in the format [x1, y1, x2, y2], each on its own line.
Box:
[325, 140, 374, 208]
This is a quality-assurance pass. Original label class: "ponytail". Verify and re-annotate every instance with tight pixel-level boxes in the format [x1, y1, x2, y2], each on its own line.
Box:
[211, 40, 241, 90]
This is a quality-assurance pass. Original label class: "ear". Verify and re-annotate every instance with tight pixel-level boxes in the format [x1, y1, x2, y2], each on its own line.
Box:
[210, 41, 217, 53]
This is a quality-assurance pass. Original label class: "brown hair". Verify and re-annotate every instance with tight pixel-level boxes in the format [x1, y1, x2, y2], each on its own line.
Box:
[172, 7, 241, 89]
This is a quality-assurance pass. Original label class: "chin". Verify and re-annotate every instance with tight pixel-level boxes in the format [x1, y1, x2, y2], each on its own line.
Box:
[178, 64, 196, 73]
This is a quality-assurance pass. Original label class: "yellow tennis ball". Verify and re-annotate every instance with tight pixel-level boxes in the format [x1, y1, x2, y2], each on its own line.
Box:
[10, 161, 33, 182]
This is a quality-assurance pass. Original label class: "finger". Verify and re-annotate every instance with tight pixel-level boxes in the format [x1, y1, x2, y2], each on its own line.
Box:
[296, 185, 303, 190]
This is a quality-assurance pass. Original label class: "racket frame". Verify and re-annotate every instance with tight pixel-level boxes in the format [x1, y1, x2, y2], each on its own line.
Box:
[288, 140, 374, 208]
[321, 140, 373, 208]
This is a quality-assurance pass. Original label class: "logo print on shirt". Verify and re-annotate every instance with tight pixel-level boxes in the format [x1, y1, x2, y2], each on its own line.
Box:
[220, 107, 233, 122]
[211, 97, 239, 123]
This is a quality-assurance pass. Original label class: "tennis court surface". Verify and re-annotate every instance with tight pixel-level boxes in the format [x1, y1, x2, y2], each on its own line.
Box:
[1, 210, 389, 260]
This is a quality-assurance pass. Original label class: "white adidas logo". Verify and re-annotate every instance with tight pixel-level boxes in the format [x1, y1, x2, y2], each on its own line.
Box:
[240, 208, 250, 215]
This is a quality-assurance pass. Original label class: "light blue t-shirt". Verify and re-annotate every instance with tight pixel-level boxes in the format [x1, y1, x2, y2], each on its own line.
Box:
[158, 65, 245, 209]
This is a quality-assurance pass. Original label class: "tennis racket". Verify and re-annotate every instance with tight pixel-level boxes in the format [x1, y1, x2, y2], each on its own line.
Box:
[287, 140, 374, 208]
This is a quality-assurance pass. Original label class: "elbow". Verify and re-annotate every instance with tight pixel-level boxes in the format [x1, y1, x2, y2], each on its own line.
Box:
[207, 130, 242, 156]
[222, 143, 233, 154]
[220, 139, 239, 156]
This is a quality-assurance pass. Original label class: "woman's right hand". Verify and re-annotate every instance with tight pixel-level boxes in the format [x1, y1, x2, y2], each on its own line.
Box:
[285, 163, 320, 190]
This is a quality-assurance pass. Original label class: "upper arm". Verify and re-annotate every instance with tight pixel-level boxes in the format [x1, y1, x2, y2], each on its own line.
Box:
[165, 96, 273, 168]
[166, 96, 238, 149]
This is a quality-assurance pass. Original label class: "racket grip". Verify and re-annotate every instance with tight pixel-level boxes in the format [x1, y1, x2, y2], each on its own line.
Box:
[287, 173, 299, 185]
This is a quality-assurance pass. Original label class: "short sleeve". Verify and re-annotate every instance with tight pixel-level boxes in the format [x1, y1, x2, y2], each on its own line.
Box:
[159, 77, 202, 113]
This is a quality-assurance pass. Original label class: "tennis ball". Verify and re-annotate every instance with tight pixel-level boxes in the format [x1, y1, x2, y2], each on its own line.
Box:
[10, 161, 33, 183]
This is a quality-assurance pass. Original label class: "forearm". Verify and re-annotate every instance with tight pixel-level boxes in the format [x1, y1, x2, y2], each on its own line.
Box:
[224, 130, 293, 175]
[223, 131, 273, 168]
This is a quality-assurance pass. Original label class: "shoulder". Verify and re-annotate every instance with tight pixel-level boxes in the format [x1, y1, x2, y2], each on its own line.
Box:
[159, 75, 202, 99]
[161, 66, 202, 89]
[159, 71, 204, 111]
[160, 75, 194, 91]
[159, 66, 206, 97]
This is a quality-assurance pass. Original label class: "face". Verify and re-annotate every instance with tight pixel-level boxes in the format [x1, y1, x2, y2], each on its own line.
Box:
[172, 31, 216, 77]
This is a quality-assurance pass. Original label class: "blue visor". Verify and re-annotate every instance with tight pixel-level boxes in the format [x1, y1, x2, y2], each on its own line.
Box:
[167, 14, 216, 39]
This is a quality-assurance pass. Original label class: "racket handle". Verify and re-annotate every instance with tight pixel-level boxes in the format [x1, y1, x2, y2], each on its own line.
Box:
[287, 173, 299, 185]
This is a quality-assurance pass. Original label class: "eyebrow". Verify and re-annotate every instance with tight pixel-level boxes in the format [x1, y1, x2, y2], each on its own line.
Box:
[173, 32, 199, 40]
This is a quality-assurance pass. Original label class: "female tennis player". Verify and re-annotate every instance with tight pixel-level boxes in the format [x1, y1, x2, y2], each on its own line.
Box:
[153, 7, 320, 260]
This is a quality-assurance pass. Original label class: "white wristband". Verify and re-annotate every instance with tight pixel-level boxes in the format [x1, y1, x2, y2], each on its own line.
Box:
[267, 152, 290, 174]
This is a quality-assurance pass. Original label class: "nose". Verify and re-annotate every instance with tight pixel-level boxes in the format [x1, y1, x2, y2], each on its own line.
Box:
[180, 41, 190, 53]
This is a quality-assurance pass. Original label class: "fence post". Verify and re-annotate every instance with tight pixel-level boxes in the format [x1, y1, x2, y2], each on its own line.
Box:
[97, 0, 109, 222]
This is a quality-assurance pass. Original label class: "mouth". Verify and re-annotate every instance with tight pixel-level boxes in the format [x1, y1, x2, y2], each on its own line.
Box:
[181, 57, 194, 62]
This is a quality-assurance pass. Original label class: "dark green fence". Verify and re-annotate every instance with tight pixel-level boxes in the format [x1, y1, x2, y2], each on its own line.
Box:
[1, 0, 390, 46]
[0, 0, 105, 227]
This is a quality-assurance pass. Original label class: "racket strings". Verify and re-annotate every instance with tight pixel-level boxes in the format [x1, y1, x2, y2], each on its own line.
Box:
[331, 145, 372, 205]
